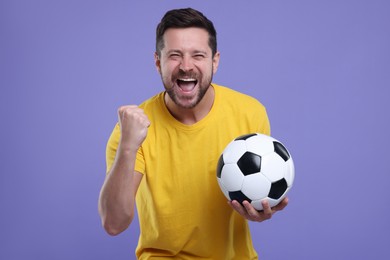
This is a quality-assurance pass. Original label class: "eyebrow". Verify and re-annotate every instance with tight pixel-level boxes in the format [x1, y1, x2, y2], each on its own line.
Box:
[166, 49, 208, 55]
[166, 49, 181, 55]
[193, 50, 208, 55]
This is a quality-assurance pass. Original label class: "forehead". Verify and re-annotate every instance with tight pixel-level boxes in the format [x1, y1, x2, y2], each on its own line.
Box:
[162, 27, 211, 52]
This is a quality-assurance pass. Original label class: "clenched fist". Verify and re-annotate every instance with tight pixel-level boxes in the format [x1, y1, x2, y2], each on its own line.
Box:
[117, 105, 150, 152]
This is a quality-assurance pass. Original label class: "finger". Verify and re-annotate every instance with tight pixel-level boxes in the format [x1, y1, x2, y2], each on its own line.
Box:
[140, 114, 151, 128]
[242, 201, 259, 220]
[118, 105, 134, 123]
[118, 105, 138, 115]
[143, 116, 151, 128]
[229, 200, 249, 218]
[261, 200, 273, 220]
[119, 106, 150, 126]
[272, 197, 289, 212]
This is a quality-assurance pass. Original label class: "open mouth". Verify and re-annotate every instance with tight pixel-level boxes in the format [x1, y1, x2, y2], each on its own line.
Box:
[176, 78, 198, 93]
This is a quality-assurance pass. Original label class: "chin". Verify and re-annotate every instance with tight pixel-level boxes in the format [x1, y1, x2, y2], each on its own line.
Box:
[175, 99, 199, 109]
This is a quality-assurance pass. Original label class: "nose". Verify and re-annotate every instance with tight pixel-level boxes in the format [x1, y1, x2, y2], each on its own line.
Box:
[179, 55, 194, 72]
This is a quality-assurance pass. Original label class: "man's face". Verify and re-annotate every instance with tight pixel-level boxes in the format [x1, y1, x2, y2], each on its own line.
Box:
[155, 27, 220, 109]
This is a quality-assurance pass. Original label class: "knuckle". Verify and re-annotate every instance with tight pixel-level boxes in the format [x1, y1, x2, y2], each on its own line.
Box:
[117, 106, 124, 114]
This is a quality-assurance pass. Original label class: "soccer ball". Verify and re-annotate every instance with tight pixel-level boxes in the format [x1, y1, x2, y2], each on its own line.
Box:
[216, 133, 294, 211]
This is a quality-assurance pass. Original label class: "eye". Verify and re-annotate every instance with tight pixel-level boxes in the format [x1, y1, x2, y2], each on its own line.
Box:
[193, 54, 206, 60]
[169, 53, 181, 58]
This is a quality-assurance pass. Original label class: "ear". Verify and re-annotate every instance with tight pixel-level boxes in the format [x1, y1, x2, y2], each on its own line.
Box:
[154, 52, 161, 74]
[212, 51, 220, 74]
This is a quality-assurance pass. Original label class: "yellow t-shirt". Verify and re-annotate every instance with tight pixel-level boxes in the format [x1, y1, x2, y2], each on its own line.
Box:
[106, 84, 270, 259]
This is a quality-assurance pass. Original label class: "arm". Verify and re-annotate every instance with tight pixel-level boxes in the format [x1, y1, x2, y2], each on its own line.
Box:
[98, 105, 150, 236]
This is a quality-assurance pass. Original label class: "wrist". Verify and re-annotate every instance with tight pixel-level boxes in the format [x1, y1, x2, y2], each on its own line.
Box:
[117, 142, 139, 157]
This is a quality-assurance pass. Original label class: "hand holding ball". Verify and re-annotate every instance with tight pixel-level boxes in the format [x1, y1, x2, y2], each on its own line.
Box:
[217, 133, 295, 211]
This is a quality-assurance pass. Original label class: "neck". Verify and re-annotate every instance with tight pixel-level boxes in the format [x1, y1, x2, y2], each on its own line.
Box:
[165, 85, 215, 125]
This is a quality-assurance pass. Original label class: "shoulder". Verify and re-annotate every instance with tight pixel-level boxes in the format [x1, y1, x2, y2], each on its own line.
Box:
[138, 91, 164, 110]
[212, 83, 270, 135]
[213, 83, 266, 111]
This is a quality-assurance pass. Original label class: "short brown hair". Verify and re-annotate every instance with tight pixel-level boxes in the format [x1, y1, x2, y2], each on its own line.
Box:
[156, 8, 217, 57]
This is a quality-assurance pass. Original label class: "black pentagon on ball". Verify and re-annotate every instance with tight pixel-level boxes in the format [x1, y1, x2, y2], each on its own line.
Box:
[229, 190, 252, 204]
[273, 141, 290, 162]
[237, 152, 261, 176]
[234, 133, 257, 141]
[268, 178, 288, 199]
[216, 155, 224, 178]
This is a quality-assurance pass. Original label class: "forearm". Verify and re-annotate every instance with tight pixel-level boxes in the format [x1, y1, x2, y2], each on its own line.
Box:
[98, 148, 138, 235]
[100, 105, 149, 235]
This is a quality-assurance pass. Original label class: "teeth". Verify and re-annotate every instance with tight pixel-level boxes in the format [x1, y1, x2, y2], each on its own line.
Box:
[179, 78, 196, 82]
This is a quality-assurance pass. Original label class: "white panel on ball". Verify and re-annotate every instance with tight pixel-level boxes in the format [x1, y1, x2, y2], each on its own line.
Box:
[216, 178, 230, 198]
[251, 199, 265, 211]
[285, 159, 295, 186]
[252, 197, 284, 211]
[268, 197, 285, 208]
[261, 153, 288, 183]
[241, 173, 271, 200]
[220, 164, 244, 191]
[245, 134, 275, 156]
[222, 140, 247, 164]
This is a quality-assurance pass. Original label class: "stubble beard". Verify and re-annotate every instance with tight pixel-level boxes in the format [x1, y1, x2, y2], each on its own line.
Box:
[162, 68, 213, 109]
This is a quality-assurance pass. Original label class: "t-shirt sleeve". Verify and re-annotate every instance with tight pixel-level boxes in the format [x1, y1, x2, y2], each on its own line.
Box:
[251, 101, 271, 136]
[105, 123, 120, 174]
[106, 123, 146, 175]
[259, 106, 271, 136]
[135, 147, 146, 175]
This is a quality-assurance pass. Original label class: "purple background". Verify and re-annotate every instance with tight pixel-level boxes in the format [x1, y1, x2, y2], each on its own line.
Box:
[1, 1, 389, 259]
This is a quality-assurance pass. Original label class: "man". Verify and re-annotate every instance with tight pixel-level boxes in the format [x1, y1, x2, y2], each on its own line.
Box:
[99, 8, 288, 259]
